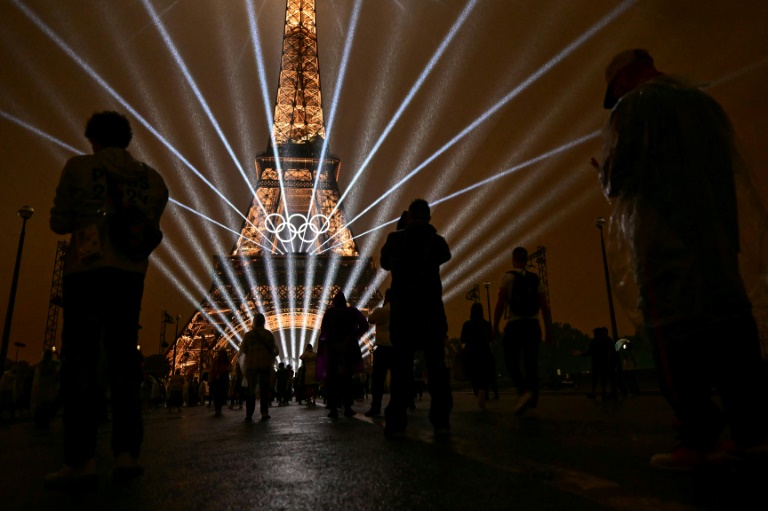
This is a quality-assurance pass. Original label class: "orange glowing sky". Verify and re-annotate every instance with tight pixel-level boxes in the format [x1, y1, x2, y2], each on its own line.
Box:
[2, 0, 767, 364]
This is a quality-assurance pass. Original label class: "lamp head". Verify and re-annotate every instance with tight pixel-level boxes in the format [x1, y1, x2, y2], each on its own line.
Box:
[594, 217, 606, 229]
[18, 205, 34, 220]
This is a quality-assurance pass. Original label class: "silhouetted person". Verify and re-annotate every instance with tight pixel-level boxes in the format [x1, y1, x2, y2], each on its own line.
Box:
[380, 199, 453, 439]
[0, 364, 17, 420]
[365, 288, 394, 417]
[275, 362, 289, 406]
[493, 246, 552, 416]
[618, 340, 640, 396]
[596, 49, 768, 469]
[47, 110, 168, 488]
[188, 376, 199, 406]
[573, 327, 617, 400]
[285, 364, 294, 404]
[299, 343, 318, 406]
[317, 291, 368, 418]
[209, 348, 231, 417]
[240, 314, 279, 422]
[461, 302, 494, 409]
[228, 363, 244, 410]
[167, 370, 185, 412]
[32, 349, 61, 428]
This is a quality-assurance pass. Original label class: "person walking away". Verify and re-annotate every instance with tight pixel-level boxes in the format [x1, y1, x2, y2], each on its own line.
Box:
[380, 199, 453, 439]
[365, 288, 395, 417]
[316, 291, 369, 418]
[47, 111, 168, 488]
[461, 302, 494, 409]
[0, 365, 17, 420]
[572, 327, 617, 400]
[596, 49, 768, 469]
[299, 344, 318, 406]
[284, 364, 295, 404]
[240, 314, 279, 422]
[167, 370, 185, 412]
[618, 340, 640, 396]
[188, 377, 199, 406]
[493, 246, 553, 416]
[209, 348, 231, 417]
[275, 363, 288, 406]
[228, 363, 244, 410]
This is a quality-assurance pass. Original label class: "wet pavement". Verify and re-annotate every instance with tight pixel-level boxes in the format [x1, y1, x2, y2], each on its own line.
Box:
[2, 386, 766, 511]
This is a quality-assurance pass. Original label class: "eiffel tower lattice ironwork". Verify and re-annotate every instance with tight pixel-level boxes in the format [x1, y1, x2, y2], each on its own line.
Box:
[166, 0, 381, 374]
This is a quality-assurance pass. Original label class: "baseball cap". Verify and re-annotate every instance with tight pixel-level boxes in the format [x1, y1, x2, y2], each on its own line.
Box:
[603, 49, 653, 109]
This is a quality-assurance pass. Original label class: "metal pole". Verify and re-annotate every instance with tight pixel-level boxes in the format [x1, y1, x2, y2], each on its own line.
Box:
[199, 337, 203, 383]
[14, 342, 25, 363]
[483, 282, 492, 324]
[595, 218, 619, 341]
[171, 315, 180, 374]
[159, 310, 166, 355]
[1, 206, 34, 367]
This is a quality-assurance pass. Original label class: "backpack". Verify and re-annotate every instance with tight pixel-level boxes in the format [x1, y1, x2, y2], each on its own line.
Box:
[106, 169, 163, 262]
[506, 270, 541, 317]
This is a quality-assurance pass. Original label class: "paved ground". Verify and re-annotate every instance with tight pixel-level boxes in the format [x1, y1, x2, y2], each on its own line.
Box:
[2, 386, 766, 511]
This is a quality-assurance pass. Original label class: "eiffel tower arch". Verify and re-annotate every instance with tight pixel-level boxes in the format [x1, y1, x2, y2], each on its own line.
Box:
[167, 0, 381, 375]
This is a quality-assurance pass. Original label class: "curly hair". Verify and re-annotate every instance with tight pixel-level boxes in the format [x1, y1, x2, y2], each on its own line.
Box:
[84, 111, 132, 149]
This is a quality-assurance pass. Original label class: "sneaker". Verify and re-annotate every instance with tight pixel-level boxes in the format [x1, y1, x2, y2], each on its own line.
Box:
[514, 392, 533, 416]
[344, 408, 356, 417]
[244, 416, 253, 423]
[364, 408, 381, 417]
[44, 460, 98, 491]
[650, 446, 727, 471]
[327, 410, 339, 419]
[260, 414, 271, 422]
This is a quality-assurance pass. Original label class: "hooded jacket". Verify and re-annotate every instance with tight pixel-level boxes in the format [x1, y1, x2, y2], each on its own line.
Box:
[380, 222, 451, 342]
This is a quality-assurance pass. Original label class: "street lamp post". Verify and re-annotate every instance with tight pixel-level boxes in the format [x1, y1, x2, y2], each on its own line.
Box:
[160, 310, 173, 354]
[198, 336, 203, 383]
[1, 206, 34, 367]
[595, 217, 620, 342]
[13, 342, 26, 363]
[171, 314, 180, 374]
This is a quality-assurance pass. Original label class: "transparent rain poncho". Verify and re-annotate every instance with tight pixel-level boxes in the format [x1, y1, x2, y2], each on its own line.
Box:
[598, 75, 768, 354]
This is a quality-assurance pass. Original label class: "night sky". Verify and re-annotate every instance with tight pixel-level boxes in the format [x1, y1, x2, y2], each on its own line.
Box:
[2, 0, 767, 365]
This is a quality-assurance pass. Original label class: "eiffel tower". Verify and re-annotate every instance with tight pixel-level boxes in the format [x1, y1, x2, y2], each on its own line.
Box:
[167, 0, 381, 374]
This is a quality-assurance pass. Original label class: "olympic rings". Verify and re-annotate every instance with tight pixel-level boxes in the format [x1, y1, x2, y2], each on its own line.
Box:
[265, 213, 332, 244]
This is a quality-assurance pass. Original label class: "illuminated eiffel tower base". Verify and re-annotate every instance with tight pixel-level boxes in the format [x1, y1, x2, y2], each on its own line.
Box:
[166, 0, 381, 375]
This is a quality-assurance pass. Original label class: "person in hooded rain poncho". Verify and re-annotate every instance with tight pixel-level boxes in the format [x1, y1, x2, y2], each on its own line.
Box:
[597, 49, 768, 470]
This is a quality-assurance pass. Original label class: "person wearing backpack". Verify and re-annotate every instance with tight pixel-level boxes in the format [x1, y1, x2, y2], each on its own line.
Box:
[493, 246, 552, 416]
[47, 111, 168, 489]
